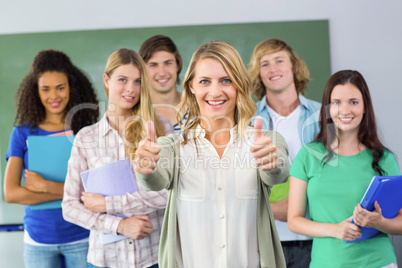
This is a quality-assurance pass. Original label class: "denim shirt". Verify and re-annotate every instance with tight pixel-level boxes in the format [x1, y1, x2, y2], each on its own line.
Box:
[253, 94, 321, 146]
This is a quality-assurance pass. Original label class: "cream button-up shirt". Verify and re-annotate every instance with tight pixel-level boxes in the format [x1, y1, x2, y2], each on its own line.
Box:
[176, 126, 260, 268]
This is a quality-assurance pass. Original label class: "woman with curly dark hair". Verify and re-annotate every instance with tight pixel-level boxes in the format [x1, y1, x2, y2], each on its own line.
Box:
[4, 49, 99, 268]
[13, 49, 99, 133]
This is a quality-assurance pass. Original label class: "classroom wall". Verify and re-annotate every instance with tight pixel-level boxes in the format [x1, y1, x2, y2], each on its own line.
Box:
[1, 0, 401, 265]
[1, 0, 401, 164]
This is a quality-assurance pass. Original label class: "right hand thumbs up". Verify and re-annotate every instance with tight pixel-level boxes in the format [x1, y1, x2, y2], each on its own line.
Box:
[146, 120, 157, 143]
[134, 120, 161, 175]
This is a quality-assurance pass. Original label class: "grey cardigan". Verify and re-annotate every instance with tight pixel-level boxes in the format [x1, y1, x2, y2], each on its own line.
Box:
[136, 131, 289, 268]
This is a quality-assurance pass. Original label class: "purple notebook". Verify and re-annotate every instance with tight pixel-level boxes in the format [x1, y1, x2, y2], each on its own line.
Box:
[80, 158, 138, 244]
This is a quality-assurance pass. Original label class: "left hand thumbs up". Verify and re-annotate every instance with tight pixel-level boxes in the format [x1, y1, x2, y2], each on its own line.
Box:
[250, 116, 278, 171]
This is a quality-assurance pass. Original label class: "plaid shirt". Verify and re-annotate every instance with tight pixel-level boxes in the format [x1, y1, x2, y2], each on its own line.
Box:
[62, 114, 171, 268]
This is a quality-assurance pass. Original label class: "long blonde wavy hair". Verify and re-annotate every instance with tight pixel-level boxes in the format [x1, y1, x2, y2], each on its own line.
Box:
[103, 48, 165, 160]
[178, 41, 256, 144]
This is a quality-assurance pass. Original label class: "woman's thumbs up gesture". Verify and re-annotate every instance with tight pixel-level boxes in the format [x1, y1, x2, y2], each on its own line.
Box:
[250, 116, 278, 171]
[134, 121, 161, 174]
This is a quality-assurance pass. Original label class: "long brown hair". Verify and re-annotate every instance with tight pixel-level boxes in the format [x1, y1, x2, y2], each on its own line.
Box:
[315, 70, 387, 175]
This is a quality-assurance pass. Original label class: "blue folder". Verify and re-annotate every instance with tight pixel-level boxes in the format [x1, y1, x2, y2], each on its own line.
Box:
[346, 175, 402, 243]
[27, 135, 75, 210]
[80, 158, 138, 244]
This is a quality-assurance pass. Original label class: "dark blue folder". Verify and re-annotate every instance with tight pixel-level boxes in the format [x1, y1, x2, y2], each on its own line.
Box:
[346, 175, 402, 243]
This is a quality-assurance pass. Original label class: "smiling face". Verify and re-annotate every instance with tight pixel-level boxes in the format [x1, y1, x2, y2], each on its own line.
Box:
[190, 58, 237, 125]
[259, 50, 295, 95]
[330, 83, 365, 137]
[103, 63, 141, 116]
[38, 71, 70, 118]
[145, 50, 178, 95]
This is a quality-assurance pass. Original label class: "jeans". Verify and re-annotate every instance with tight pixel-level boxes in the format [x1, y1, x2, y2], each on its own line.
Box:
[87, 263, 159, 268]
[24, 241, 88, 268]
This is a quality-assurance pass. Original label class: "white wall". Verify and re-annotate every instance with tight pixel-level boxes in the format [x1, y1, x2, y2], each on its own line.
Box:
[1, 0, 401, 160]
[1, 0, 401, 264]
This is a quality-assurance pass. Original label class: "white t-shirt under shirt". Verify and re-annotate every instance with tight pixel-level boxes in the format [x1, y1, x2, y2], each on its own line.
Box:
[266, 104, 302, 164]
[266, 103, 311, 241]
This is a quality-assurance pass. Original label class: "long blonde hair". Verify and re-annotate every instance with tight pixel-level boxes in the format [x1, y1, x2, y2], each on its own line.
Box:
[103, 48, 165, 159]
[178, 41, 256, 144]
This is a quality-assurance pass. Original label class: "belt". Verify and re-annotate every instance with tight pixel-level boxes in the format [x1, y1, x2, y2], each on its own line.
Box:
[281, 240, 312, 247]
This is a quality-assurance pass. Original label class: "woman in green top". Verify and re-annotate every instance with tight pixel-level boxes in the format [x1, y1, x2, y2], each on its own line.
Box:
[288, 70, 402, 268]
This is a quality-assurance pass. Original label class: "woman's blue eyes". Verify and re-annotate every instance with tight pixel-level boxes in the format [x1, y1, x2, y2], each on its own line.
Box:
[222, 78, 232, 84]
[118, 78, 141, 84]
[199, 79, 232, 85]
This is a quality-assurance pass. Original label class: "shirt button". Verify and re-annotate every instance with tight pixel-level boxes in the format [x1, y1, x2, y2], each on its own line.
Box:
[129, 241, 133, 245]
[217, 186, 222, 190]
[220, 214, 225, 219]
[221, 244, 226, 248]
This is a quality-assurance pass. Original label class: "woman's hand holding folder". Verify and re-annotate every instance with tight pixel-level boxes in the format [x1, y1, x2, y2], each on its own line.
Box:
[332, 216, 362, 241]
[353, 202, 383, 228]
[81, 192, 106, 213]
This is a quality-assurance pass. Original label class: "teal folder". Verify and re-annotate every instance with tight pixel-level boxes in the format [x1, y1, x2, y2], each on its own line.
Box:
[27, 135, 75, 210]
[346, 175, 402, 243]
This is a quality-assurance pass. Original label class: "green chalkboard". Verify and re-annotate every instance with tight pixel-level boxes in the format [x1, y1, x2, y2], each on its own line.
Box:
[0, 20, 331, 192]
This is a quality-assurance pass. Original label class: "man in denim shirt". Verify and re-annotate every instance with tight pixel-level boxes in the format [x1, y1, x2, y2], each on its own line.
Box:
[249, 39, 321, 268]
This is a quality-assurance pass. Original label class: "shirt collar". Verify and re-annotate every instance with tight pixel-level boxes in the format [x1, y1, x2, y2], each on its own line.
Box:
[98, 113, 115, 137]
[298, 94, 311, 110]
[259, 93, 312, 112]
[257, 95, 268, 113]
[186, 124, 238, 142]
[184, 124, 204, 139]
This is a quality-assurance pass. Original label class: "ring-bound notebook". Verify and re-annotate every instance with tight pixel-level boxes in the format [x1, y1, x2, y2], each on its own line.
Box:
[346, 175, 402, 243]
